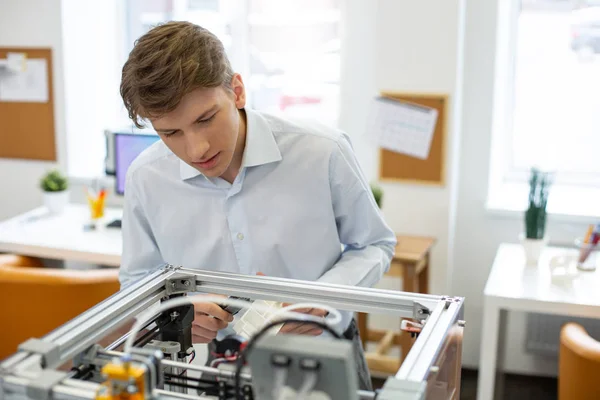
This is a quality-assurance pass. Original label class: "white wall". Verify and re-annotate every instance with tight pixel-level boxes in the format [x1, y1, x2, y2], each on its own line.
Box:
[340, 0, 466, 298]
[0, 0, 66, 220]
[339, 0, 466, 365]
[375, 0, 465, 297]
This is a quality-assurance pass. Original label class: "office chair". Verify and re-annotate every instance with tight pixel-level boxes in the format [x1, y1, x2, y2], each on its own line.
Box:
[559, 322, 600, 400]
[0, 254, 119, 360]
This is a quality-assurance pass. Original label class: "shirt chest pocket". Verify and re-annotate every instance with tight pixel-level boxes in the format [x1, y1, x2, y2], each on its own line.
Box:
[252, 196, 336, 247]
[150, 202, 231, 267]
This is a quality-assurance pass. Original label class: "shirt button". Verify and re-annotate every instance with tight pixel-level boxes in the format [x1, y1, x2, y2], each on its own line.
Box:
[237, 233, 244, 241]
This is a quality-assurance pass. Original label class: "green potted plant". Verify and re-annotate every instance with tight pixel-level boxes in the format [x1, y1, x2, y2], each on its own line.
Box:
[371, 182, 383, 208]
[40, 169, 69, 214]
[521, 167, 552, 264]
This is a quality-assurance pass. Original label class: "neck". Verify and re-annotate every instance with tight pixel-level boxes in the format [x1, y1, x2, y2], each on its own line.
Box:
[220, 108, 247, 184]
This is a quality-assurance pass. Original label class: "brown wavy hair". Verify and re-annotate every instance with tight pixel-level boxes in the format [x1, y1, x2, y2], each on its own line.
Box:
[120, 21, 235, 128]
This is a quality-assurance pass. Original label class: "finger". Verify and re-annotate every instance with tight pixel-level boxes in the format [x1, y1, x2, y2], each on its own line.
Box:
[192, 333, 213, 344]
[308, 309, 328, 318]
[194, 303, 234, 322]
[190, 293, 227, 302]
[282, 303, 311, 313]
[194, 315, 228, 331]
[303, 328, 324, 336]
[294, 323, 323, 336]
[281, 322, 312, 334]
[279, 322, 301, 334]
[280, 323, 323, 336]
[192, 325, 218, 341]
[285, 307, 312, 314]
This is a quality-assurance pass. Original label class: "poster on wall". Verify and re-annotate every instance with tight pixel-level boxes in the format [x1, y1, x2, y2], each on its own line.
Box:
[0, 58, 49, 103]
[367, 96, 438, 159]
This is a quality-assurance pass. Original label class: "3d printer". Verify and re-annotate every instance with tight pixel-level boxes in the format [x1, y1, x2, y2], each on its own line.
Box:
[0, 265, 464, 399]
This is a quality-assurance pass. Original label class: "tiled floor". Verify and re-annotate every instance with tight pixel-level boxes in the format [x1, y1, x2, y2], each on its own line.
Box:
[459, 369, 557, 400]
[373, 369, 558, 400]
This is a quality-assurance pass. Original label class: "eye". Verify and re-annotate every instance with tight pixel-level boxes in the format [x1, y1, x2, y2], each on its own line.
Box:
[197, 113, 217, 125]
[162, 131, 177, 138]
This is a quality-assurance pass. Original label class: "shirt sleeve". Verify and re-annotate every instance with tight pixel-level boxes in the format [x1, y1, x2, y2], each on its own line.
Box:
[119, 170, 164, 289]
[317, 133, 397, 288]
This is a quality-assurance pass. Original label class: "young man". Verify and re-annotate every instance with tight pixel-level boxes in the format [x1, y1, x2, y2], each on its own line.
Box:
[118, 21, 396, 390]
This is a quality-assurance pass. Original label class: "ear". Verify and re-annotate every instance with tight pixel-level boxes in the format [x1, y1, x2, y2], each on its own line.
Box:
[230, 73, 246, 109]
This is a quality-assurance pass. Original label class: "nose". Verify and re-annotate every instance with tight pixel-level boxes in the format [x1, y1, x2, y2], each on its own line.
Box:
[184, 132, 210, 161]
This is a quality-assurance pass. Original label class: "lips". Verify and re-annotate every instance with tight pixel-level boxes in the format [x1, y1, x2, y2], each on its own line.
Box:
[192, 152, 220, 170]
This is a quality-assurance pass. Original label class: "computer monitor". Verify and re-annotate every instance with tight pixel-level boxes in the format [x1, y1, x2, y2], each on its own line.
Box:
[114, 133, 161, 195]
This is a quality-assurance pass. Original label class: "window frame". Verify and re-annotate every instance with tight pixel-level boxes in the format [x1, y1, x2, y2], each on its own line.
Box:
[487, 0, 600, 218]
[498, 0, 600, 188]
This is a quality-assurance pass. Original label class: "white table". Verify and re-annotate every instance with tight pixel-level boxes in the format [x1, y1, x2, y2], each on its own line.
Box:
[477, 243, 600, 400]
[0, 204, 123, 267]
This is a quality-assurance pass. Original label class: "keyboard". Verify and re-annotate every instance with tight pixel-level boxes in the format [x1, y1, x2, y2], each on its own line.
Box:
[106, 219, 122, 229]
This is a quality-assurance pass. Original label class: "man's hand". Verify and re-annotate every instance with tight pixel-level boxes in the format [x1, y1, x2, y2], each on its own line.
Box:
[279, 304, 327, 336]
[254, 272, 327, 336]
[190, 295, 234, 343]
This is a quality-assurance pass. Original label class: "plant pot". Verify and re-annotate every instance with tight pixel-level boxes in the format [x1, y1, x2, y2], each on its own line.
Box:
[520, 233, 548, 265]
[44, 190, 69, 215]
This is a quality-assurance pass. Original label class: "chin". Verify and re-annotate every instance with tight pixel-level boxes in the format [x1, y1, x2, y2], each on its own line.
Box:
[200, 164, 227, 178]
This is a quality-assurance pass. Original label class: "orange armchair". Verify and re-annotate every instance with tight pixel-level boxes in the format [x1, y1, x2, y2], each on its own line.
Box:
[559, 322, 600, 400]
[0, 254, 120, 361]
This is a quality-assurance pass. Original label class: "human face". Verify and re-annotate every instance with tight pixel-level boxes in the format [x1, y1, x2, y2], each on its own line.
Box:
[151, 75, 247, 183]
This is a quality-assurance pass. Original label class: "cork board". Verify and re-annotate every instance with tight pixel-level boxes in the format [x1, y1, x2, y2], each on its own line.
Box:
[378, 92, 448, 186]
[0, 47, 56, 161]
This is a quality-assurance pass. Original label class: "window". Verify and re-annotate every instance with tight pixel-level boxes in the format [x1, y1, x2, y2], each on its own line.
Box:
[488, 0, 600, 217]
[126, 0, 341, 125]
[63, 0, 341, 179]
[506, 0, 600, 186]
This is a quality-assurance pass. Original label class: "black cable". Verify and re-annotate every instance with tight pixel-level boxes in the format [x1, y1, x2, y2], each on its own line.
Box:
[164, 376, 240, 398]
[69, 317, 166, 379]
[133, 317, 177, 348]
[162, 379, 219, 393]
[164, 373, 223, 386]
[133, 325, 161, 348]
[234, 318, 343, 400]
[68, 365, 95, 380]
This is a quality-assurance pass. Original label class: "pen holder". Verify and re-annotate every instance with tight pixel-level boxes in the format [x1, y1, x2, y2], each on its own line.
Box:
[86, 190, 106, 227]
[574, 238, 599, 272]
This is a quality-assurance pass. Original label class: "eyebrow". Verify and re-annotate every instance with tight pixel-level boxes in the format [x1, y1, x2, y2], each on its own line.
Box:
[155, 105, 219, 133]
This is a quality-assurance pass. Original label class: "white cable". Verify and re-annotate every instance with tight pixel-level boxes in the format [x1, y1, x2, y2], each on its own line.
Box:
[296, 370, 318, 400]
[272, 366, 288, 400]
[123, 296, 342, 353]
[269, 303, 342, 327]
[208, 357, 224, 368]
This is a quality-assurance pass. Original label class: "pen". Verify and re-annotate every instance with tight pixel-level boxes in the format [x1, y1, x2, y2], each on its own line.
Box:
[584, 224, 594, 244]
[579, 224, 600, 264]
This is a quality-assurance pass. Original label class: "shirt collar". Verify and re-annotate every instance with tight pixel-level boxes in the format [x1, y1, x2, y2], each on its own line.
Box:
[179, 108, 282, 181]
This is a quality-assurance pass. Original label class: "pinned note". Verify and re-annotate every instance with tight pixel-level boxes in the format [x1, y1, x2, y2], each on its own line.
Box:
[367, 96, 438, 159]
[0, 58, 48, 103]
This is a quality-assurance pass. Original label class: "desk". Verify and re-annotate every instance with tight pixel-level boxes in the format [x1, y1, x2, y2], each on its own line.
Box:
[477, 244, 600, 400]
[357, 234, 435, 375]
[0, 204, 122, 267]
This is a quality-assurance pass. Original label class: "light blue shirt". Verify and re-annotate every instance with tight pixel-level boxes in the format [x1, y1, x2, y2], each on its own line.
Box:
[120, 108, 397, 334]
